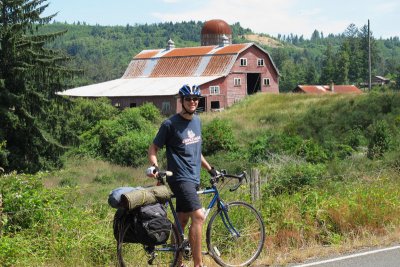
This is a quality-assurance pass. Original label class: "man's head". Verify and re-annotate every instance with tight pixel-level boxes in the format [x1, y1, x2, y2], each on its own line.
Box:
[179, 85, 202, 115]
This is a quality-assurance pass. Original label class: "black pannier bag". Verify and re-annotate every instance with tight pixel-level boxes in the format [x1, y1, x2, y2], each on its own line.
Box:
[113, 203, 171, 246]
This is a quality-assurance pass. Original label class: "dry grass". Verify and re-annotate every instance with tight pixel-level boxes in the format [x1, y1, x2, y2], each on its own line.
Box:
[44, 157, 152, 189]
[255, 227, 400, 266]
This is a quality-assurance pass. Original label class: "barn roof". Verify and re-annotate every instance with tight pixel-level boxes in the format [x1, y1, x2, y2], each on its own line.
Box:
[294, 85, 362, 94]
[123, 43, 262, 78]
[58, 43, 279, 97]
[57, 76, 222, 97]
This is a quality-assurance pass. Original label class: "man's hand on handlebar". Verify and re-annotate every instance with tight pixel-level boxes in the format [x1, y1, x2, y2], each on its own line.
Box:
[146, 165, 159, 178]
[208, 166, 220, 177]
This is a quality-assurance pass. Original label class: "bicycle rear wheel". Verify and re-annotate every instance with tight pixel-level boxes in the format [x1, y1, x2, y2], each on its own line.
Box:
[206, 201, 265, 267]
[117, 220, 180, 267]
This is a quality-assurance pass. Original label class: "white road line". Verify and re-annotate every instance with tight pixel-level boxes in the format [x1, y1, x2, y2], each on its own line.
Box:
[293, 245, 400, 267]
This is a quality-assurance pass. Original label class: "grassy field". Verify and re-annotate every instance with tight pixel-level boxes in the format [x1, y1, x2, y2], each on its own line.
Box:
[1, 92, 400, 266]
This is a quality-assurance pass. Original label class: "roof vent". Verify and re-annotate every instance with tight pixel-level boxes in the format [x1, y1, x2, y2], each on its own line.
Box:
[166, 38, 175, 50]
[219, 34, 229, 47]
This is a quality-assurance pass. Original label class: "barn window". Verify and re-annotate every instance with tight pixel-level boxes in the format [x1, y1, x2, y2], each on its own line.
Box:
[211, 101, 220, 109]
[162, 101, 170, 112]
[234, 78, 241, 86]
[115, 102, 121, 107]
[240, 58, 247, 66]
[209, 86, 220, 95]
[257, 58, 265, 66]
[130, 103, 137, 108]
[263, 78, 270, 86]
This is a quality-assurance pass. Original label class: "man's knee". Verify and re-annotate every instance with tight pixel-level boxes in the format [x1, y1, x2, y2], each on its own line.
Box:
[191, 209, 205, 225]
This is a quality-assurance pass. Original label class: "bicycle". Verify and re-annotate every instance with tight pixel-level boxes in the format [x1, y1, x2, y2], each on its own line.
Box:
[116, 170, 265, 267]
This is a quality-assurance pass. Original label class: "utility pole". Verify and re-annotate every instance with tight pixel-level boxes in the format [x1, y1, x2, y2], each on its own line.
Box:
[368, 19, 372, 91]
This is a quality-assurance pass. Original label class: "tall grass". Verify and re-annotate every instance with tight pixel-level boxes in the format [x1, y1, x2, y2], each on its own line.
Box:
[2, 92, 400, 266]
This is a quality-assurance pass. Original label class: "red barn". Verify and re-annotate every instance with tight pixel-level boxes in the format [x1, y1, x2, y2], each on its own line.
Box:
[59, 20, 280, 114]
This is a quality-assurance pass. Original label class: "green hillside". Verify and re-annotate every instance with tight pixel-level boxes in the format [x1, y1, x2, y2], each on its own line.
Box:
[2, 92, 400, 266]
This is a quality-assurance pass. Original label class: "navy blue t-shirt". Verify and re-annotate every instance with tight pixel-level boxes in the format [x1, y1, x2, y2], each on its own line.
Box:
[153, 114, 202, 184]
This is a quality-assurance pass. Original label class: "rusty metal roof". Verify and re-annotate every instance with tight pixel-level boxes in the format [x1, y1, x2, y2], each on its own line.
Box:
[295, 85, 363, 94]
[123, 43, 257, 78]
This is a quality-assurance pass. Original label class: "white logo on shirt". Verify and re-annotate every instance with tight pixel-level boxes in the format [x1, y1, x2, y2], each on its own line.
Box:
[182, 129, 201, 145]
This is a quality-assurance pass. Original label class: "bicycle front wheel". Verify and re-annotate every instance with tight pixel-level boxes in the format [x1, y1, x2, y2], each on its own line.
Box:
[206, 201, 265, 267]
[117, 221, 180, 267]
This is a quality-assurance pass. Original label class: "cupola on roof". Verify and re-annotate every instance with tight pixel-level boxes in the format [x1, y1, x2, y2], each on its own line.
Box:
[201, 19, 232, 35]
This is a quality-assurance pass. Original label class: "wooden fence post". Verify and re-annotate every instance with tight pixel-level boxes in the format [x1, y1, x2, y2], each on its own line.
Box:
[250, 168, 261, 202]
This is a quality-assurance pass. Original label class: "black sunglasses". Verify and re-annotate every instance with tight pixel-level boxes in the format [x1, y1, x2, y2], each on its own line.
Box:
[184, 97, 199, 102]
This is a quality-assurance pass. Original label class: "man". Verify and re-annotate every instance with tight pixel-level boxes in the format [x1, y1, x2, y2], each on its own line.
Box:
[147, 84, 216, 267]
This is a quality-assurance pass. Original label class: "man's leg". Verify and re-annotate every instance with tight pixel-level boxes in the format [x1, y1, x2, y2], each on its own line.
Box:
[177, 212, 190, 230]
[189, 208, 205, 267]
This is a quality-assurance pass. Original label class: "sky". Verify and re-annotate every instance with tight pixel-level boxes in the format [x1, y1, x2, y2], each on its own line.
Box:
[44, 0, 399, 39]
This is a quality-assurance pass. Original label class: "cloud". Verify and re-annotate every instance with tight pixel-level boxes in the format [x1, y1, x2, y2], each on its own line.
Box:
[152, 0, 398, 38]
[374, 1, 398, 13]
[152, 0, 341, 37]
[161, 0, 181, 3]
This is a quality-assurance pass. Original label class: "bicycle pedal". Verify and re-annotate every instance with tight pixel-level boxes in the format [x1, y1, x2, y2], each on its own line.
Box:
[147, 252, 158, 265]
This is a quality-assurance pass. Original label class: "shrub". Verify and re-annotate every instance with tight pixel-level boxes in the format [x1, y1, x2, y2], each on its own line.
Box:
[263, 162, 327, 196]
[344, 128, 366, 150]
[117, 108, 152, 131]
[334, 144, 355, 160]
[75, 106, 156, 162]
[202, 118, 237, 155]
[0, 172, 62, 232]
[81, 119, 125, 158]
[139, 102, 161, 123]
[367, 120, 391, 159]
[62, 97, 119, 146]
[108, 130, 153, 167]
[296, 139, 328, 163]
[248, 133, 303, 163]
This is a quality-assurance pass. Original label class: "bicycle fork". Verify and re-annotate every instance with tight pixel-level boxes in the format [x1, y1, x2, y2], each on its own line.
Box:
[219, 203, 241, 238]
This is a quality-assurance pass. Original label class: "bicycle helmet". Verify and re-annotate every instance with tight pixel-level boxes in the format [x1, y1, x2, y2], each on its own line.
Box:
[178, 84, 202, 98]
[178, 84, 202, 115]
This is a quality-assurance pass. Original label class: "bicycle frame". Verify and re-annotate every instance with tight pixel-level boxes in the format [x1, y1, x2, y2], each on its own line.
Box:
[162, 183, 240, 254]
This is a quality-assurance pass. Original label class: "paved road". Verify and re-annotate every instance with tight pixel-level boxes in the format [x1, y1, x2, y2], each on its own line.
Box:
[289, 245, 400, 267]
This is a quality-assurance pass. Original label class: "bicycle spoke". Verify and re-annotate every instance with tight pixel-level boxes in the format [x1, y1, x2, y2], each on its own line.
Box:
[206, 201, 265, 267]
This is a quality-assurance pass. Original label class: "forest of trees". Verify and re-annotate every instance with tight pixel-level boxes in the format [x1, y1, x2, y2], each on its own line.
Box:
[37, 19, 400, 93]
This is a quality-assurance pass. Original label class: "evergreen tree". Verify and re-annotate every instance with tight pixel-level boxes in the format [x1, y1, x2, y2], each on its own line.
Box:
[311, 30, 320, 41]
[335, 40, 351, 84]
[358, 24, 379, 84]
[319, 44, 335, 84]
[305, 62, 319, 84]
[0, 0, 70, 172]
[395, 65, 400, 90]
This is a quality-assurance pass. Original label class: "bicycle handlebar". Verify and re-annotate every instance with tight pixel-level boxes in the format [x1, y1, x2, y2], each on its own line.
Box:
[155, 169, 247, 192]
[213, 170, 247, 192]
